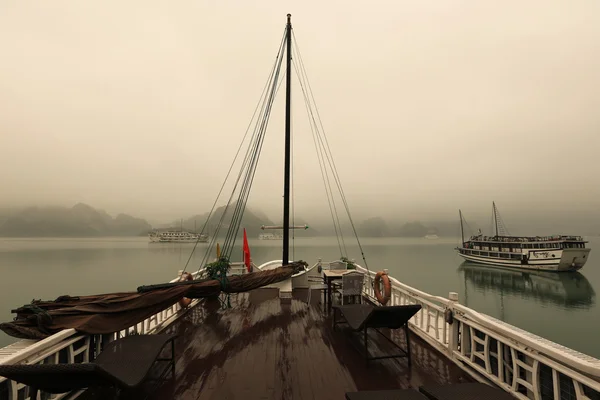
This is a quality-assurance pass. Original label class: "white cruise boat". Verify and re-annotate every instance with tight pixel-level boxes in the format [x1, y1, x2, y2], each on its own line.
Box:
[456, 203, 591, 271]
[258, 233, 283, 240]
[148, 230, 208, 243]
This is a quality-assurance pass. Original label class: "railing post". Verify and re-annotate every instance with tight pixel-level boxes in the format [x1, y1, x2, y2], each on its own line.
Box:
[447, 292, 459, 358]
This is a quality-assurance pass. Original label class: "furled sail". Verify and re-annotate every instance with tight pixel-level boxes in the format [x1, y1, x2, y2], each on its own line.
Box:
[0, 264, 303, 340]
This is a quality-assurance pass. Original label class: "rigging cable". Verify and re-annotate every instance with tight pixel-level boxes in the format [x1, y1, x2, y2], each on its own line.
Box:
[200, 32, 286, 268]
[221, 42, 286, 258]
[291, 50, 344, 257]
[184, 28, 287, 275]
[291, 84, 296, 262]
[220, 27, 288, 259]
[291, 31, 371, 284]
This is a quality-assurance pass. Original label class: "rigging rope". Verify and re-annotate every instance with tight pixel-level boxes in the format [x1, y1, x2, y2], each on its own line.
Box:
[494, 204, 511, 236]
[221, 51, 285, 257]
[187, 28, 288, 276]
[461, 212, 476, 237]
[291, 89, 296, 262]
[183, 26, 374, 287]
[291, 53, 344, 257]
[181, 61, 276, 274]
[291, 31, 372, 285]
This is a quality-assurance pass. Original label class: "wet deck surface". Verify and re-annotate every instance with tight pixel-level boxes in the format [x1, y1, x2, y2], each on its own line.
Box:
[84, 288, 471, 399]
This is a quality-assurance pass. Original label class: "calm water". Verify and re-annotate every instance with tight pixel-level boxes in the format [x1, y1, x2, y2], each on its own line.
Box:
[0, 236, 598, 358]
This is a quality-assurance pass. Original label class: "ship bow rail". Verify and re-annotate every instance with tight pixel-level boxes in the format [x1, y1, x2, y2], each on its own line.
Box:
[353, 264, 600, 399]
[1, 263, 600, 400]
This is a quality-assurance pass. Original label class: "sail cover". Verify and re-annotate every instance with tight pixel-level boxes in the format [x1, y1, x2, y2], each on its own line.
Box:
[0, 264, 300, 340]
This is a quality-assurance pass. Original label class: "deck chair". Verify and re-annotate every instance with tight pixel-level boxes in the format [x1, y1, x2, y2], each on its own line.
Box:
[328, 260, 348, 270]
[0, 334, 176, 399]
[334, 271, 364, 305]
[419, 382, 514, 400]
[333, 304, 421, 365]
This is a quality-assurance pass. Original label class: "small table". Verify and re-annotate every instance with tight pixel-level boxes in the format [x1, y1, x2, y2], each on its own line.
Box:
[322, 269, 348, 312]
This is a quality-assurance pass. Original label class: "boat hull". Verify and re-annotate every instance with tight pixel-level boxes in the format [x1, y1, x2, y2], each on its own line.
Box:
[457, 248, 591, 272]
[151, 238, 208, 243]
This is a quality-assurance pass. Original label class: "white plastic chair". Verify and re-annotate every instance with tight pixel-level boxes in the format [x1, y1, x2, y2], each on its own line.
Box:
[328, 260, 348, 270]
[334, 271, 364, 305]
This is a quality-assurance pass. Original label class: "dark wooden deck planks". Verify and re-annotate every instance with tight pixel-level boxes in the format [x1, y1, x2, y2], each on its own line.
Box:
[78, 287, 470, 399]
[146, 288, 471, 400]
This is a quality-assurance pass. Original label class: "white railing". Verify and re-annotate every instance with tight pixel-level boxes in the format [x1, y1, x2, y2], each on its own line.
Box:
[2, 262, 600, 400]
[353, 264, 600, 400]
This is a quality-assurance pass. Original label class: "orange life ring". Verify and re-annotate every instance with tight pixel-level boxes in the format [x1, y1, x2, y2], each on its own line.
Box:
[178, 272, 193, 308]
[373, 271, 391, 305]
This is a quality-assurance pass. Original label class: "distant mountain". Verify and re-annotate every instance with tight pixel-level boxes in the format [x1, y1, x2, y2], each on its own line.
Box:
[393, 221, 430, 237]
[357, 217, 439, 237]
[169, 205, 272, 239]
[173, 205, 316, 239]
[0, 203, 151, 237]
[358, 217, 390, 237]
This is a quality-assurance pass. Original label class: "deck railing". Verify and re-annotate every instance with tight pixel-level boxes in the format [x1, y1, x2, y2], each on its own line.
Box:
[2, 262, 600, 400]
[0, 268, 207, 400]
[353, 264, 600, 400]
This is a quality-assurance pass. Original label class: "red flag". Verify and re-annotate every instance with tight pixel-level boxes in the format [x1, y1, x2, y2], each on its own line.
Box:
[243, 228, 251, 272]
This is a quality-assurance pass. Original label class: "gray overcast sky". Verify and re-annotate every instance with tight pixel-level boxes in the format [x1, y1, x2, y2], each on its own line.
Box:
[1, 1, 599, 223]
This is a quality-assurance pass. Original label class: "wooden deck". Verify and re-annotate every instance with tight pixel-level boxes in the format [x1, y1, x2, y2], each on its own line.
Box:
[85, 288, 472, 399]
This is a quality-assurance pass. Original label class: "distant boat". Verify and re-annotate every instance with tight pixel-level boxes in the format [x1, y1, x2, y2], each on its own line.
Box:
[424, 234, 439, 240]
[149, 219, 209, 243]
[258, 233, 284, 240]
[149, 230, 208, 243]
[456, 202, 591, 272]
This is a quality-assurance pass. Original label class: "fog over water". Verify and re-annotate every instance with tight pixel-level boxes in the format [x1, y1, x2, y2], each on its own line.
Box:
[1, 1, 599, 229]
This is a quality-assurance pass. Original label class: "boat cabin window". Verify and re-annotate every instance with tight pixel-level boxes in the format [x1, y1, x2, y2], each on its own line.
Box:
[563, 242, 585, 249]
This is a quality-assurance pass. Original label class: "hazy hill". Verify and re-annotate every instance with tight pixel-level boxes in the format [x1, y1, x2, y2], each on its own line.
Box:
[169, 204, 274, 239]
[0, 203, 151, 237]
[173, 205, 316, 239]
[358, 217, 390, 237]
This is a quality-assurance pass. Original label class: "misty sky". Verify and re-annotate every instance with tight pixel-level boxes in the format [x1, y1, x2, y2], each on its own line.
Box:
[1, 1, 599, 224]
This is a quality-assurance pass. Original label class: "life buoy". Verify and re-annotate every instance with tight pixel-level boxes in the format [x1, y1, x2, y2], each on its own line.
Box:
[178, 272, 193, 308]
[373, 271, 391, 305]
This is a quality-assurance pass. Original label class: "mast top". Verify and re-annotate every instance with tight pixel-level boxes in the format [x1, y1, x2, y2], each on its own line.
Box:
[287, 14, 291, 23]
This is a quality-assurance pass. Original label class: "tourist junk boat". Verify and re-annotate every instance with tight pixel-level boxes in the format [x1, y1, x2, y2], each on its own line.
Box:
[257, 233, 283, 240]
[1, 15, 600, 400]
[149, 220, 209, 243]
[456, 203, 591, 271]
[148, 230, 209, 243]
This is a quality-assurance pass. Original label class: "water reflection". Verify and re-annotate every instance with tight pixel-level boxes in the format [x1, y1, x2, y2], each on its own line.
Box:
[459, 263, 595, 310]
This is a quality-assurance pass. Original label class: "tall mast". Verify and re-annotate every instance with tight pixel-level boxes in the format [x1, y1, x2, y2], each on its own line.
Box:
[493, 201, 499, 237]
[459, 209, 465, 246]
[282, 13, 292, 265]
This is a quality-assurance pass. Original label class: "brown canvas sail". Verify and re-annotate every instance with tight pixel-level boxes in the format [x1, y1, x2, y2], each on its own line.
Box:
[0, 264, 300, 340]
